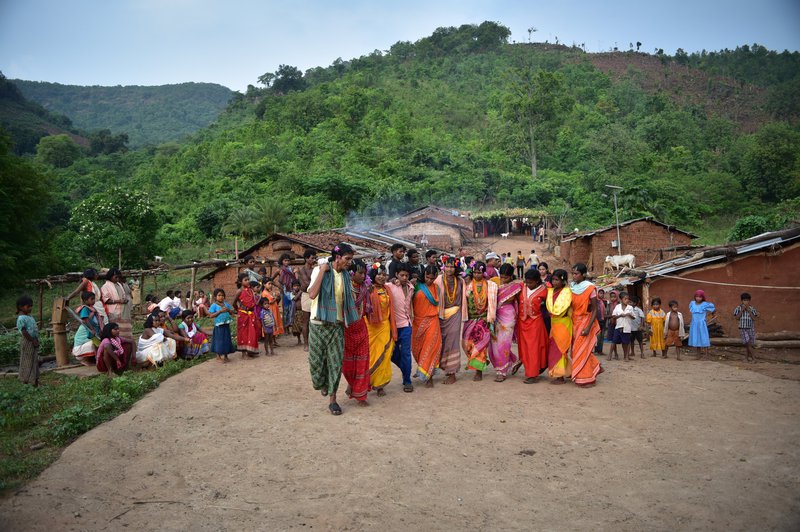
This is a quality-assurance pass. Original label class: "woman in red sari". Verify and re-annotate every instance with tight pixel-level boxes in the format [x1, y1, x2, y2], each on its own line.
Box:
[412, 265, 443, 387]
[233, 272, 260, 357]
[515, 268, 549, 383]
[569, 263, 602, 387]
[343, 259, 371, 404]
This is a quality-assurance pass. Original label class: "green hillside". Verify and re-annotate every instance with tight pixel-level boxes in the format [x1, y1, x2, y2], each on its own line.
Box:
[12, 80, 233, 147]
[0, 73, 87, 154]
[5, 22, 800, 286]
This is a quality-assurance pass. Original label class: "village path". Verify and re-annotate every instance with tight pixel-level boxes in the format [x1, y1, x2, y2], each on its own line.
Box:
[468, 234, 565, 270]
[1, 342, 799, 531]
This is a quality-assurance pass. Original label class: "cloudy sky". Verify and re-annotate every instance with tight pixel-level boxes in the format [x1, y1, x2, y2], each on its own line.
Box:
[1, 0, 798, 91]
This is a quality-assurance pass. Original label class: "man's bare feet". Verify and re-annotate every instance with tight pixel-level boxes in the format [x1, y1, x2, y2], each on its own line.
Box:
[443, 374, 456, 385]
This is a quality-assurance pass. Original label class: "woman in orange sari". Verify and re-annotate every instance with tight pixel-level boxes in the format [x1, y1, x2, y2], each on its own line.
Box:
[569, 263, 603, 387]
[546, 269, 572, 383]
[412, 265, 443, 387]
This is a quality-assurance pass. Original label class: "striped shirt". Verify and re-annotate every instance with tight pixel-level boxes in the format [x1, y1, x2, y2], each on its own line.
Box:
[733, 304, 758, 329]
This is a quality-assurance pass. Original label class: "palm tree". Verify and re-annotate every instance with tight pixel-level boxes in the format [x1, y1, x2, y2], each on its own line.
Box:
[251, 196, 291, 235]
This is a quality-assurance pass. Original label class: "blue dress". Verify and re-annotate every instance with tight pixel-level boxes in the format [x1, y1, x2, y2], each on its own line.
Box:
[688, 301, 716, 347]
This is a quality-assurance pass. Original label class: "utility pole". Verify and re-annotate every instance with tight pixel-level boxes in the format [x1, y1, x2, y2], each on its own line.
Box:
[606, 185, 624, 255]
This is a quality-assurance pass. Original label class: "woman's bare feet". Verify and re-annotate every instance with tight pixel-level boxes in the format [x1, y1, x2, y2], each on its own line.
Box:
[473, 371, 483, 382]
[376, 387, 386, 397]
[550, 377, 566, 385]
[443, 374, 456, 385]
[494, 374, 506, 382]
[425, 379, 434, 388]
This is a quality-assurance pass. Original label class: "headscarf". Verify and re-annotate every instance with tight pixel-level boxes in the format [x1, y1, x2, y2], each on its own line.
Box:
[694, 289, 706, 301]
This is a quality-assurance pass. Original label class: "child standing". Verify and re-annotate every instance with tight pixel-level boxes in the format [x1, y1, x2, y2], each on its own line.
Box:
[611, 292, 635, 361]
[664, 300, 686, 360]
[208, 288, 235, 362]
[646, 297, 667, 357]
[733, 292, 759, 363]
[16, 295, 40, 386]
[289, 280, 304, 346]
[688, 289, 716, 359]
[259, 295, 276, 356]
[630, 296, 646, 358]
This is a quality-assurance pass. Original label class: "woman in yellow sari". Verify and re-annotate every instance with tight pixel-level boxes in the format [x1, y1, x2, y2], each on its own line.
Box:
[412, 265, 443, 387]
[366, 264, 397, 396]
[546, 269, 573, 384]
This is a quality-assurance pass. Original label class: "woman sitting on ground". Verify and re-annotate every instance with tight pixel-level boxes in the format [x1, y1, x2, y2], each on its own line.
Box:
[177, 310, 211, 359]
[135, 310, 182, 367]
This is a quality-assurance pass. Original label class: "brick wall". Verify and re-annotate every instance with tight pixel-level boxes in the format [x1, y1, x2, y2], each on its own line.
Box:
[389, 222, 462, 251]
[648, 243, 799, 335]
[588, 221, 692, 274]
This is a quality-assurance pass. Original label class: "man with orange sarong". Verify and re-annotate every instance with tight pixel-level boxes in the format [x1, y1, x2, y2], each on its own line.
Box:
[569, 263, 603, 387]
[412, 266, 443, 387]
[515, 268, 549, 383]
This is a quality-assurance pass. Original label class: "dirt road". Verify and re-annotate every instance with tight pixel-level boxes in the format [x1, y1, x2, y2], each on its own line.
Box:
[2, 344, 799, 531]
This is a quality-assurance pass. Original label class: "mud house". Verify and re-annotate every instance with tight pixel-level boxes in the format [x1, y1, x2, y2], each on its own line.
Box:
[560, 217, 697, 273]
[380, 205, 473, 251]
[598, 227, 800, 335]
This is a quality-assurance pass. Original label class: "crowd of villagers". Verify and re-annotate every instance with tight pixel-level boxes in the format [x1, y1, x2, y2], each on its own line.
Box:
[14, 241, 733, 411]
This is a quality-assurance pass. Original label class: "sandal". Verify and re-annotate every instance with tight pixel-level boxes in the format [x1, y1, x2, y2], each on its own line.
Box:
[403, 384, 414, 393]
[328, 402, 342, 416]
[511, 361, 523, 375]
[523, 377, 538, 384]
[494, 375, 506, 382]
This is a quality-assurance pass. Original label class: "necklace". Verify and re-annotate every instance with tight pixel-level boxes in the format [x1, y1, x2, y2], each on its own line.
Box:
[445, 275, 457, 304]
[471, 279, 487, 312]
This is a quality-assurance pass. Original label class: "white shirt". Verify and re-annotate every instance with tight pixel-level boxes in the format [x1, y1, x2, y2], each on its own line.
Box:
[613, 304, 635, 333]
[631, 307, 645, 332]
[158, 297, 173, 312]
[172, 296, 184, 311]
[528, 253, 539, 266]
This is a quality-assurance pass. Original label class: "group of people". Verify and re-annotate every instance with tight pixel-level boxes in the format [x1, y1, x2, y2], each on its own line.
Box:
[14, 243, 759, 401]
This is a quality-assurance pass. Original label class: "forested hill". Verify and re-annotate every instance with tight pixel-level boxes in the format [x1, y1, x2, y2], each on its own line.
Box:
[4, 22, 800, 284]
[12, 80, 233, 147]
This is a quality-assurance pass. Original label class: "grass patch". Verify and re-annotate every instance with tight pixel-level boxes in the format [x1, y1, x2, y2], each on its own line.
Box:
[0, 356, 209, 493]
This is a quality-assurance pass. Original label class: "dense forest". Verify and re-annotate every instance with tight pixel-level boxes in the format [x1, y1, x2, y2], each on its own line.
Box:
[12, 81, 233, 148]
[1, 22, 799, 287]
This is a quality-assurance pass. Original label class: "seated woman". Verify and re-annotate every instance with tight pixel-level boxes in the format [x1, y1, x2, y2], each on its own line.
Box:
[96, 322, 133, 377]
[135, 310, 182, 367]
[72, 291, 102, 366]
[177, 310, 210, 359]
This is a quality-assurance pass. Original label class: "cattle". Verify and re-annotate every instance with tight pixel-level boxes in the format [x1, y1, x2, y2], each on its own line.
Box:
[604, 254, 636, 271]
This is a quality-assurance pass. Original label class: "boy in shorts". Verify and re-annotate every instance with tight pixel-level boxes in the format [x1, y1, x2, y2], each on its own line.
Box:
[611, 292, 636, 361]
[733, 292, 759, 363]
[664, 300, 686, 360]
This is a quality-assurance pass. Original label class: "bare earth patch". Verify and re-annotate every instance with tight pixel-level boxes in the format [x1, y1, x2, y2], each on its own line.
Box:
[1, 343, 798, 531]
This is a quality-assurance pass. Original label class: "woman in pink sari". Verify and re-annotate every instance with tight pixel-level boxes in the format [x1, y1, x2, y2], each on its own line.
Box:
[461, 262, 497, 381]
[489, 264, 521, 382]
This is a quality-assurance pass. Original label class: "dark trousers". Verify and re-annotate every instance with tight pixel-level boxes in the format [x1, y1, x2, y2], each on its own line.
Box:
[392, 326, 413, 385]
[595, 319, 606, 354]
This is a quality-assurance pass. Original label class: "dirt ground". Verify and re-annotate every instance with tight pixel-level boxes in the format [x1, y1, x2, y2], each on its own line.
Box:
[1, 337, 799, 531]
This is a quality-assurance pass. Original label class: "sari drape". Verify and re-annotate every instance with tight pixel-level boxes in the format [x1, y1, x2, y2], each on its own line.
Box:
[461, 280, 498, 372]
[570, 284, 602, 385]
[343, 282, 371, 401]
[434, 275, 464, 374]
[236, 288, 260, 353]
[546, 287, 573, 379]
[412, 284, 442, 381]
[367, 288, 395, 389]
[489, 282, 521, 376]
[517, 283, 549, 378]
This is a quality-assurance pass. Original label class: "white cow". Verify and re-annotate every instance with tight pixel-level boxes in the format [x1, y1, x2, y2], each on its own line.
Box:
[604, 254, 636, 272]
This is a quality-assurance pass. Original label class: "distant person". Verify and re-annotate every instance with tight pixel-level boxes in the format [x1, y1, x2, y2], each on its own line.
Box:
[527, 249, 540, 270]
[406, 248, 424, 282]
[611, 292, 635, 362]
[664, 300, 686, 360]
[208, 288, 235, 362]
[688, 290, 716, 359]
[538, 225, 545, 243]
[515, 250, 526, 279]
[295, 249, 317, 352]
[595, 288, 608, 356]
[101, 268, 132, 340]
[646, 297, 667, 357]
[630, 296, 646, 358]
[16, 295, 40, 386]
[733, 292, 759, 363]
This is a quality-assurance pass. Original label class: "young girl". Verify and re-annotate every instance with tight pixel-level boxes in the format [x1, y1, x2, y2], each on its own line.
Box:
[646, 297, 667, 357]
[289, 280, 303, 346]
[490, 264, 521, 382]
[73, 291, 102, 365]
[259, 295, 276, 356]
[96, 322, 133, 377]
[16, 295, 40, 386]
[366, 264, 397, 396]
[208, 288, 235, 362]
[261, 279, 282, 352]
[461, 261, 497, 382]
[664, 300, 686, 360]
[178, 310, 211, 359]
[689, 289, 716, 359]
[411, 265, 443, 387]
[546, 269, 572, 383]
[233, 272, 260, 358]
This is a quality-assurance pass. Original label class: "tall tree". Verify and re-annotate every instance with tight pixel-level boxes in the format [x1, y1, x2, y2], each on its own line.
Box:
[501, 66, 570, 178]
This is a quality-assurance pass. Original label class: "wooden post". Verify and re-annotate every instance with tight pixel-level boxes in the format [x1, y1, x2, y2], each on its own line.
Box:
[51, 298, 69, 367]
[189, 267, 197, 309]
[118, 247, 122, 269]
[642, 281, 651, 310]
[234, 237, 239, 259]
[37, 283, 44, 329]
